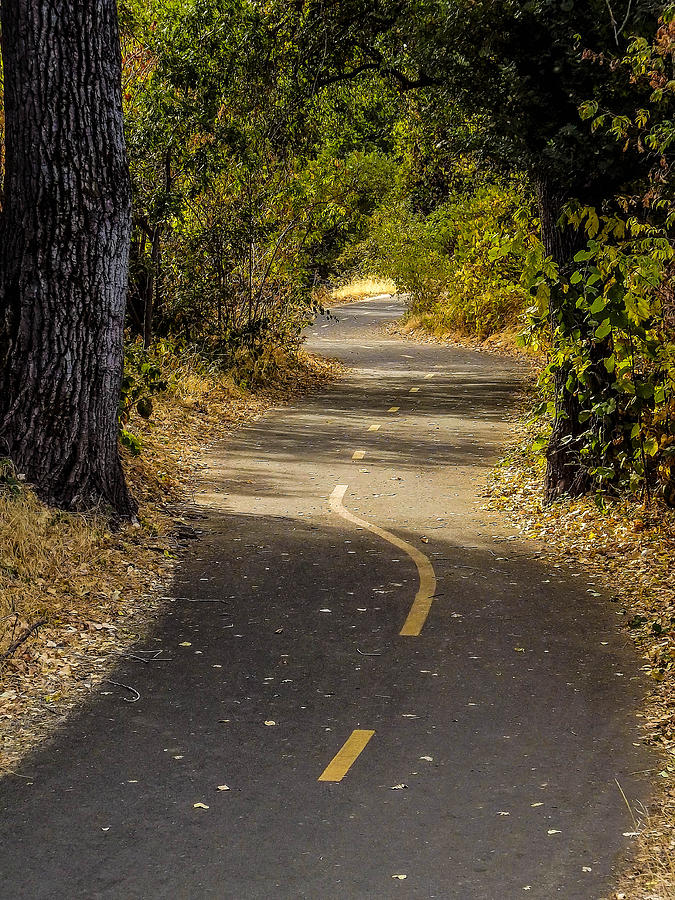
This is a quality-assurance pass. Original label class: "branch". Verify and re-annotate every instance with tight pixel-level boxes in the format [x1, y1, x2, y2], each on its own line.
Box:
[604, 0, 633, 45]
[385, 67, 440, 91]
[0, 619, 47, 663]
[617, 0, 633, 41]
[316, 62, 381, 88]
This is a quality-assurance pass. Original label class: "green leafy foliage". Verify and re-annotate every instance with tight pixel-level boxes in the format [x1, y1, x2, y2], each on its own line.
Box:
[120, 340, 171, 426]
[349, 154, 535, 338]
[523, 9, 675, 499]
[120, 0, 399, 356]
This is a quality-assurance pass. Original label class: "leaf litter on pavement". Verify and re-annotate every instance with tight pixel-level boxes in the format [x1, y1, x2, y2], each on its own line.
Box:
[0, 352, 342, 775]
[485, 408, 674, 900]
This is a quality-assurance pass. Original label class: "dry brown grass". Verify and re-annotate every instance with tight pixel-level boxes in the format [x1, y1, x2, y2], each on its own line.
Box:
[392, 315, 538, 358]
[0, 486, 172, 769]
[0, 348, 341, 772]
[0, 493, 125, 647]
[329, 276, 396, 304]
[614, 799, 675, 899]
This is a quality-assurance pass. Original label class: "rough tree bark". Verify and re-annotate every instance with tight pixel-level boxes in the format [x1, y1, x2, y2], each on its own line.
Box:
[0, 0, 136, 517]
[536, 177, 594, 505]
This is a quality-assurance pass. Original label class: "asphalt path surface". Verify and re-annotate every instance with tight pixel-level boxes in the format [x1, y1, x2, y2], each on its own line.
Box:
[0, 296, 653, 899]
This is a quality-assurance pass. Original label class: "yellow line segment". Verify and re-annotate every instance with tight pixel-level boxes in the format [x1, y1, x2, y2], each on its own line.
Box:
[329, 485, 437, 636]
[409, 387, 419, 393]
[318, 729, 375, 782]
[352, 450, 365, 460]
[388, 406, 399, 412]
[367, 424, 381, 432]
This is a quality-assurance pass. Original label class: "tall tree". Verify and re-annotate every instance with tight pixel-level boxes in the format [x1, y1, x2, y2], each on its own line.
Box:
[0, 1, 136, 517]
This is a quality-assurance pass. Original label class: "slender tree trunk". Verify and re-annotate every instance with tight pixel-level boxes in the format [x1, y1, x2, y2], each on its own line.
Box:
[536, 179, 585, 277]
[144, 227, 160, 348]
[127, 227, 149, 337]
[0, 0, 136, 518]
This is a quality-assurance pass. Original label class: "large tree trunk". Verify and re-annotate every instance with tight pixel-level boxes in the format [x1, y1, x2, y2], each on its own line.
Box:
[0, 1, 136, 518]
[536, 177, 592, 505]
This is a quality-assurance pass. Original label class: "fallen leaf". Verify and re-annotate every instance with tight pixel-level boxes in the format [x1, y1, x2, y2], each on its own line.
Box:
[547, 829, 561, 835]
[193, 802, 209, 809]
[179, 642, 192, 647]
[419, 756, 433, 762]
[392, 874, 407, 880]
[217, 784, 230, 791]
[264, 720, 276, 726]
[391, 784, 408, 790]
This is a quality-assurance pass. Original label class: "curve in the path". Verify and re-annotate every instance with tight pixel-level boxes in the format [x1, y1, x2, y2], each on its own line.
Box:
[0, 295, 655, 900]
[329, 483, 436, 636]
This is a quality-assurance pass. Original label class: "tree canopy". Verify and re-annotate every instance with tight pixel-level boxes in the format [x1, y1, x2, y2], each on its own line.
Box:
[0, 0, 673, 510]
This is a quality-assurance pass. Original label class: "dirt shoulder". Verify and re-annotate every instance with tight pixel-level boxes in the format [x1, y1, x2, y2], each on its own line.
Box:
[0, 350, 341, 774]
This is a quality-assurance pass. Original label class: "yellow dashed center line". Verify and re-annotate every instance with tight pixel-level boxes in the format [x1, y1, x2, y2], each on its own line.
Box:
[367, 424, 381, 432]
[388, 406, 399, 412]
[352, 450, 366, 460]
[424, 373, 435, 379]
[409, 387, 419, 393]
[329, 485, 437, 636]
[318, 729, 375, 782]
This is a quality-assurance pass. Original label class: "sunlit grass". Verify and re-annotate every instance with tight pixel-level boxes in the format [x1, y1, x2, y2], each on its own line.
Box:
[330, 277, 396, 303]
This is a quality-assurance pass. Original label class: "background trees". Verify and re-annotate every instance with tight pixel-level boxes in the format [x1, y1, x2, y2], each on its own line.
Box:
[0, 0, 672, 511]
[119, 0, 398, 366]
[288, 0, 674, 505]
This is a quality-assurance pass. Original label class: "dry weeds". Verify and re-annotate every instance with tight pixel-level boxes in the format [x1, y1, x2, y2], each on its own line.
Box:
[389, 315, 536, 358]
[329, 276, 396, 304]
[0, 349, 341, 773]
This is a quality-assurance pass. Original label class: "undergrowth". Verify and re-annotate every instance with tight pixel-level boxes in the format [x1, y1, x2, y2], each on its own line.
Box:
[352, 178, 535, 341]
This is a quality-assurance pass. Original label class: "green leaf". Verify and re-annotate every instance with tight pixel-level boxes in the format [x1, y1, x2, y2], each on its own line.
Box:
[595, 319, 612, 340]
[643, 437, 659, 457]
[586, 209, 600, 238]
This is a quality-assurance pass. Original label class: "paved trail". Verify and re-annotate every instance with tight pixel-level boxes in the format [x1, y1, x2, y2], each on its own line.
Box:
[0, 297, 652, 898]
